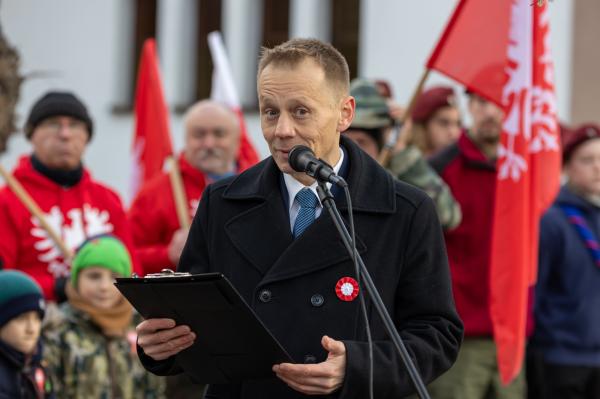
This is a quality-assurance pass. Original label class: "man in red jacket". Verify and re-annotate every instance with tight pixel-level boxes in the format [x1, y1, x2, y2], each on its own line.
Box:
[428, 92, 526, 398]
[0, 91, 140, 301]
[128, 100, 254, 274]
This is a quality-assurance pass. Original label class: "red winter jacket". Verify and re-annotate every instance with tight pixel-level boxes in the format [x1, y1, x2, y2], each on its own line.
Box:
[431, 132, 536, 338]
[430, 133, 497, 336]
[128, 154, 209, 274]
[0, 156, 140, 300]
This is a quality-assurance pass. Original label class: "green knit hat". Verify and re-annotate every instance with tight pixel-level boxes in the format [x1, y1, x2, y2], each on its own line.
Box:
[71, 235, 132, 285]
[0, 270, 45, 328]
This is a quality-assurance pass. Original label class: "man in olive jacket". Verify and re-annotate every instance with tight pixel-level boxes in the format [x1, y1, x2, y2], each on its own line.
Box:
[136, 38, 462, 399]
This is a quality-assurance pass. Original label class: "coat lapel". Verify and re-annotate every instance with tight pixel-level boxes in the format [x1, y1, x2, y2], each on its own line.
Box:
[221, 137, 394, 282]
[261, 210, 367, 285]
[224, 189, 293, 276]
[223, 159, 293, 276]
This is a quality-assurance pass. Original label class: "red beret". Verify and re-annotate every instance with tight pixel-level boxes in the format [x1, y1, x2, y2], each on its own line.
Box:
[563, 123, 600, 162]
[411, 86, 457, 123]
[559, 122, 574, 147]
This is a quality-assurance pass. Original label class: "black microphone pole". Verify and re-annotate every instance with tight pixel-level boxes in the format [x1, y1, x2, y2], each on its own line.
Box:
[316, 181, 431, 399]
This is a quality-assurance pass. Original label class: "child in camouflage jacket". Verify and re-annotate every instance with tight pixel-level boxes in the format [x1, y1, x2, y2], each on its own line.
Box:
[42, 235, 165, 399]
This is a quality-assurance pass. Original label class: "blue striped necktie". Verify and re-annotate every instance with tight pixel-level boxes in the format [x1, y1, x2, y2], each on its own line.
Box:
[293, 188, 318, 238]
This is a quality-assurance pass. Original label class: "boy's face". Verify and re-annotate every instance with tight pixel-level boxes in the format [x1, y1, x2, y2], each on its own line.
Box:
[565, 138, 600, 197]
[0, 311, 42, 355]
[77, 267, 122, 310]
[425, 106, 462, 154]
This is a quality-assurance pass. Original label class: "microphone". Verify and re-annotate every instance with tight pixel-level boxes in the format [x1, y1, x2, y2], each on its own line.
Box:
[288, 145, 347, 188]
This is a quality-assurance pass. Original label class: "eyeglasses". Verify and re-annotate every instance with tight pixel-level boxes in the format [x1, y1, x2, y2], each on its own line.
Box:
[38, 118, 87, 134]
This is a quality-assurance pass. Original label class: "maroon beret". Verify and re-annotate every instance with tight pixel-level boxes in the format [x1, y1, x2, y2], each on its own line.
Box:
[411, 86, 457, 123]
[559, 122, 574, 147]
[563, 123, 600, 162]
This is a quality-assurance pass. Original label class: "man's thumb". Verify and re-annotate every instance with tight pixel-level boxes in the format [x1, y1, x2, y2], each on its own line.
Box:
[322, 335, 345, 355]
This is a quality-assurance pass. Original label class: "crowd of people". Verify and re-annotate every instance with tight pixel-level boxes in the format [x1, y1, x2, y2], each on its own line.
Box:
[0, 37, 598, 399]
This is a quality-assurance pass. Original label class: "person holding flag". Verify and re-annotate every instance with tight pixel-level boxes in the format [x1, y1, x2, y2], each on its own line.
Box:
[127, 38, 259, 276]
[0, 91, 140, 302]
[128, 100, 252, 273]
[428, 92, 525, 398]
[414, 0, 561, 397]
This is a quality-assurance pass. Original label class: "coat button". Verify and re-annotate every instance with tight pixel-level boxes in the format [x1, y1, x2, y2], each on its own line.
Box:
[310, 294, 324, 307]
[304, 354, 317, 364]
[258, 289, 272, 303]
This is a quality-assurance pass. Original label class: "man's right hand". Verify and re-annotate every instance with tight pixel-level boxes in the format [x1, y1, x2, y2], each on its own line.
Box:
[136, 318, 196, 361]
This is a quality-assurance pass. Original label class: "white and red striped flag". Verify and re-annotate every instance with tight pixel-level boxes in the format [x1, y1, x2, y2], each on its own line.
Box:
[427, 0, 561, 383]
[208, 31, 259, 171]
[130, 38, 173, 197]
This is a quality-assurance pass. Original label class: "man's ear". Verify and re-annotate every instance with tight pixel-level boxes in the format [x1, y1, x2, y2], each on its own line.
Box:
[338, 96, 355, 133]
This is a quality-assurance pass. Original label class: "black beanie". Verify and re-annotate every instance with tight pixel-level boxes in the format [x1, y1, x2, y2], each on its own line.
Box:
[24, 91, 93, 140]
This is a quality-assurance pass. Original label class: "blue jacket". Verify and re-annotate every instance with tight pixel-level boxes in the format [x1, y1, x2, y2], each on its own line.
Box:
[531, 185, 600, 366]
[0, 339, 54, 399]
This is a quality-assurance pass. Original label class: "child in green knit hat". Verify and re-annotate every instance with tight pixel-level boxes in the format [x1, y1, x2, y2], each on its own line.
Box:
[0, 270, 54, 398]
[42, 235, 165, 399]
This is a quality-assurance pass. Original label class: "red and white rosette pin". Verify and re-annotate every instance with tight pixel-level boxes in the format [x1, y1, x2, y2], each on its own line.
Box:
[335, 277, 359, 302]
[35, 368, 46, 394]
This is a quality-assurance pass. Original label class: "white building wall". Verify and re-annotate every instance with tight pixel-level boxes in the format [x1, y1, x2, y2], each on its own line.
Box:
[0, 0, 574, 204]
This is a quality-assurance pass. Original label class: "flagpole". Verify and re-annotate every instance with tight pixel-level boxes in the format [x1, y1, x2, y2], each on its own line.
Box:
[377, 68, 430, 166]
[0, 164, 72, 258]
[167, 156, 190, 230]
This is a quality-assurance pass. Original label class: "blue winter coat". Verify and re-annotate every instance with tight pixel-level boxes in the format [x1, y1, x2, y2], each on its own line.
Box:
[531, 185, 600, 366]
[0, 338, 54, 399]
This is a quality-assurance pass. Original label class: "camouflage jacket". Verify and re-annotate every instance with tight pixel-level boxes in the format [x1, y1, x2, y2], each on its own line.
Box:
[387, 145, 462, 230]
[42, 304, 165, 399]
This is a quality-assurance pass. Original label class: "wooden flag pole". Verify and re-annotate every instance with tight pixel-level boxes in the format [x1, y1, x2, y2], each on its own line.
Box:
[0, 164, 72, 258]
[167, 156, 190, 230]
[377, 68, 431, 166]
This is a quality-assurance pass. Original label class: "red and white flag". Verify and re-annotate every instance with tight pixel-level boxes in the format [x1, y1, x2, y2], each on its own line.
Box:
[427, 0, 561, 383]
[208, 31, 260, 172]
[130, 38, 173, 197]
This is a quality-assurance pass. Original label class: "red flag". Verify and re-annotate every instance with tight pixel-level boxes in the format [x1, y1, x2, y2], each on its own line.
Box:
[428, 0, 561, 383]
[131, 39, 173, 196]
[426, 1, 511, 104]
[207, 31, 259, 171]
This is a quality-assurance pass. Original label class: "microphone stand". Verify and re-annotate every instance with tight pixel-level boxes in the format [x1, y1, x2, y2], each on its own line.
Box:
[316, 181, 431, 399]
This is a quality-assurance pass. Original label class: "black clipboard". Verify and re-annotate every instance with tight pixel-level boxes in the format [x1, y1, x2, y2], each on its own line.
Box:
[115, 272, 293, 384]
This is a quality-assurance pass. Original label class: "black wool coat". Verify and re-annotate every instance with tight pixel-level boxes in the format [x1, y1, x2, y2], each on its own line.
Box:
[140, 137, 463, 399]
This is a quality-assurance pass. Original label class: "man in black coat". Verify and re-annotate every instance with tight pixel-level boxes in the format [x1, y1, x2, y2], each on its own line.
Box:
[136, 38, 463, 398]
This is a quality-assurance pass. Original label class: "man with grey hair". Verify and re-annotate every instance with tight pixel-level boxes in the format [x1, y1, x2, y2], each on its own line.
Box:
[128, 99, 249, 275]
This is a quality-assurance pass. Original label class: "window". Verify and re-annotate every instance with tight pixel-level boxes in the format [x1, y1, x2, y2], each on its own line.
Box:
[331, 0, 359, 79]
[113, 0, 157, 113]
[262, 0, 290, 48]
[194, 0, 222, 102]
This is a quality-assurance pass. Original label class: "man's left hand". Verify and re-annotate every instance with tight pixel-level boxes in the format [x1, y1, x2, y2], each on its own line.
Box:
[273, 335, 346, 395]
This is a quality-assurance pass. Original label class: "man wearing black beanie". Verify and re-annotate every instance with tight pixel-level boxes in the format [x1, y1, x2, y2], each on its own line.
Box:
[0, 90, 140, 302]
